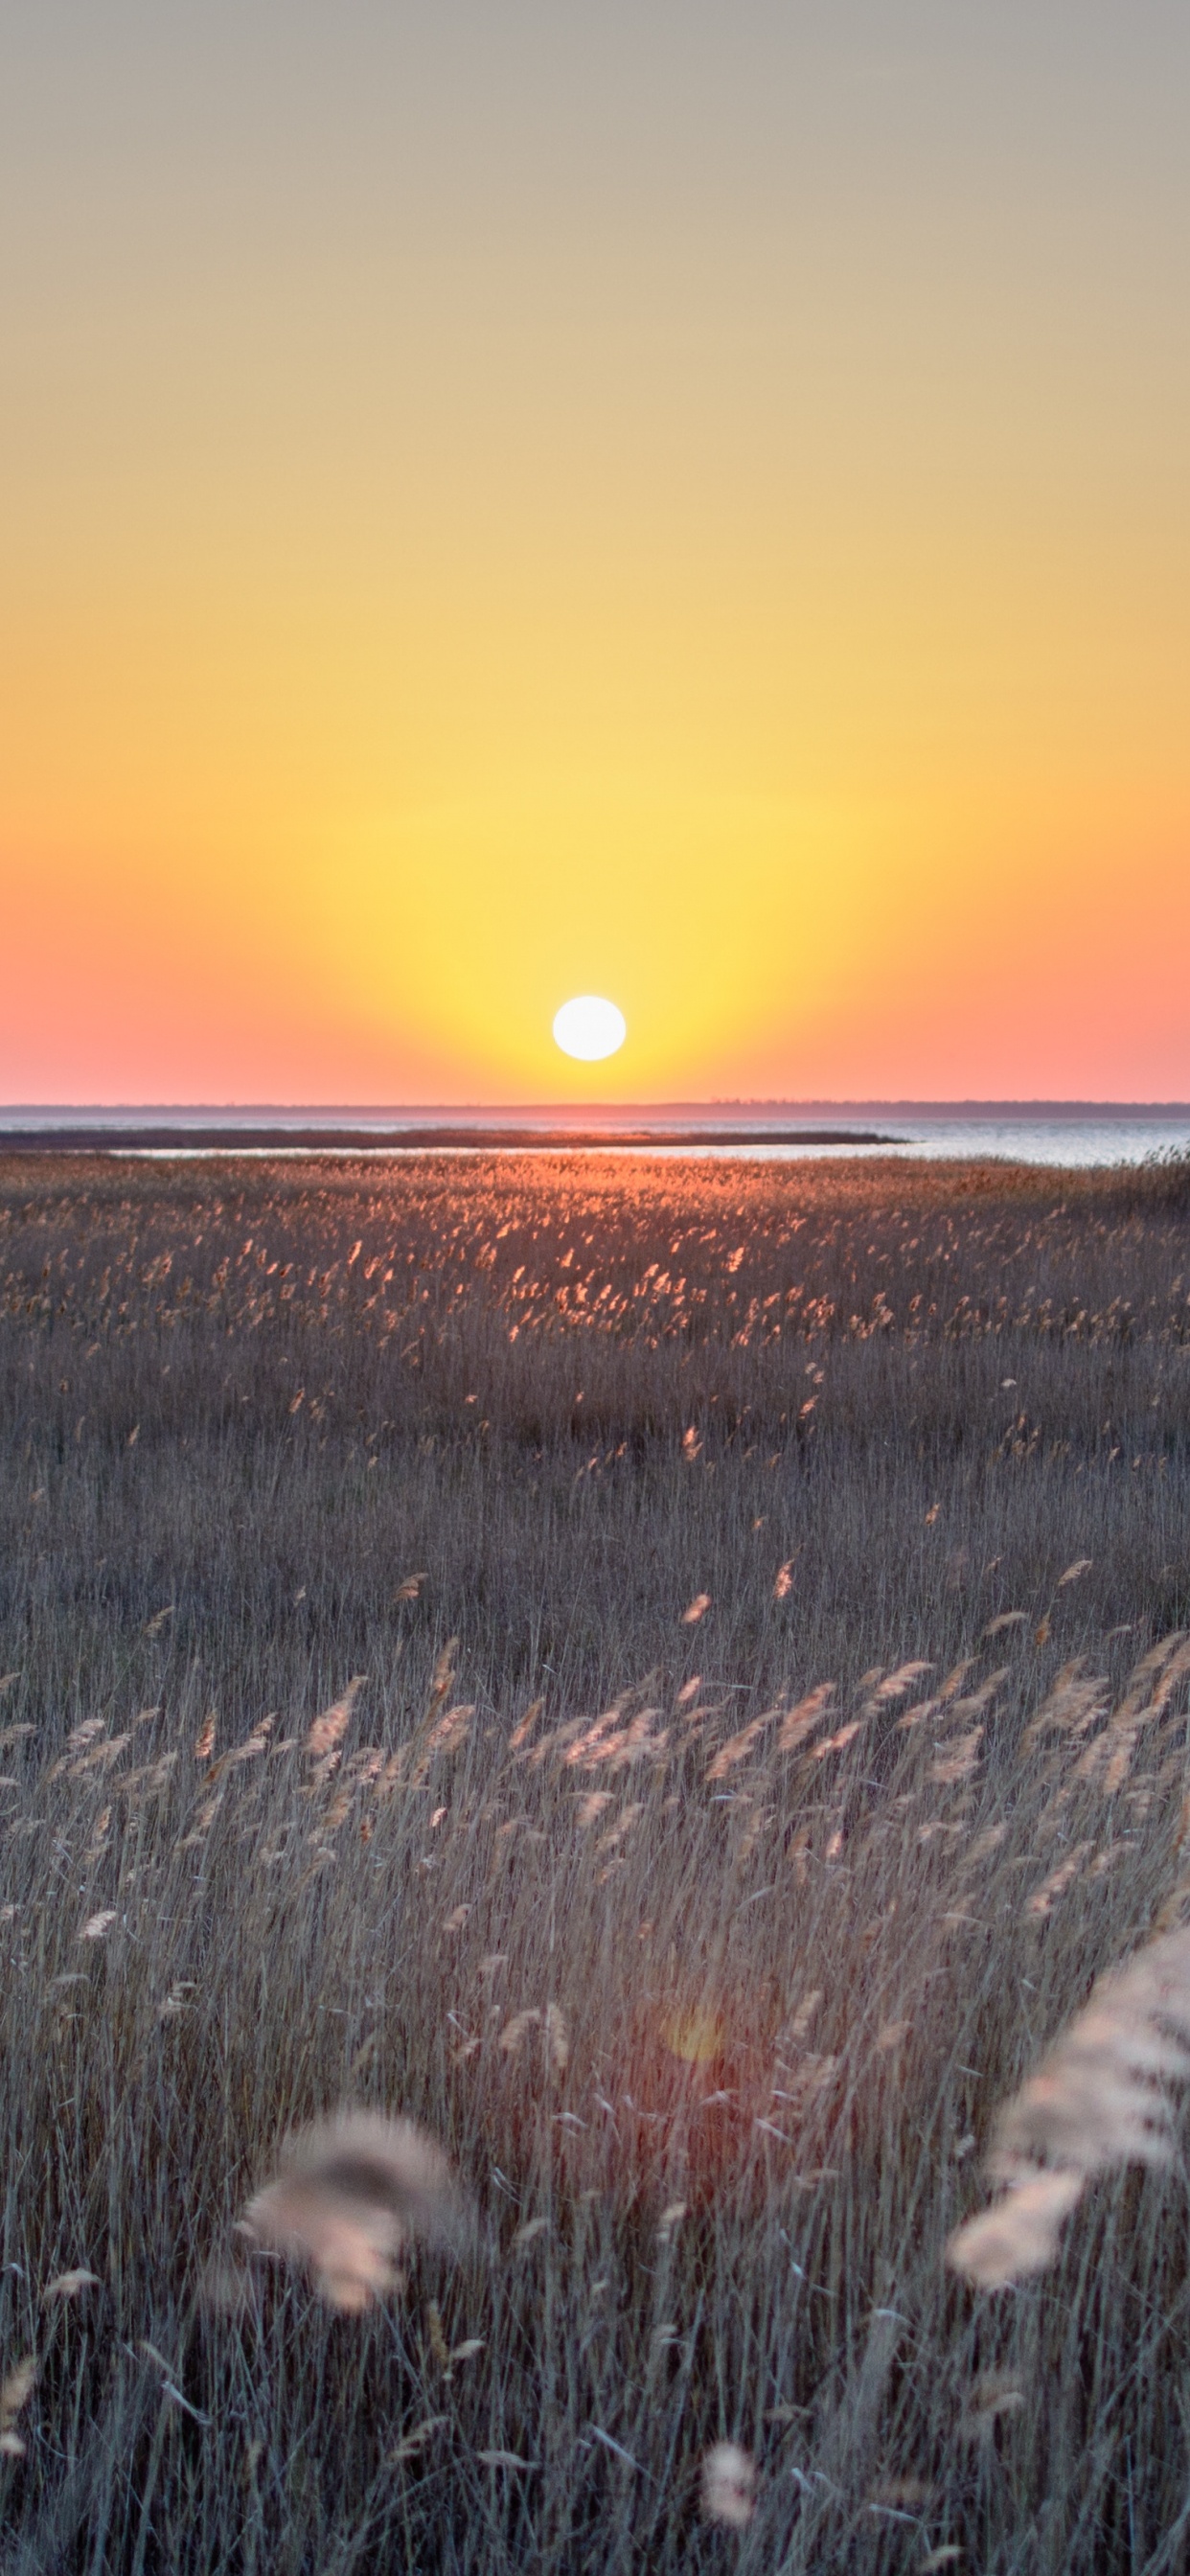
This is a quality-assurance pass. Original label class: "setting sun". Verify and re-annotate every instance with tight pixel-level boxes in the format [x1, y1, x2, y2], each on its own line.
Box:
[552, 997, 628, 1064]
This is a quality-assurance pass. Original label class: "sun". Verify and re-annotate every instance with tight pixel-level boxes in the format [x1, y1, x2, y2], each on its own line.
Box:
[552, 996, 628, 1062]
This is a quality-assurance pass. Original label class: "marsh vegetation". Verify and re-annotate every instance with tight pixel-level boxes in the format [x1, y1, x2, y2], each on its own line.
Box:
[2, 1149, 1189, 2570]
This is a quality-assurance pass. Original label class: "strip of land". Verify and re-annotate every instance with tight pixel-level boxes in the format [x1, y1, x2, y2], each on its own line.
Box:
[0, 1121, 905, 1153]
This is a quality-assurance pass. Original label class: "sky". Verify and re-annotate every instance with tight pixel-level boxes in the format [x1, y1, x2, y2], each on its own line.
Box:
[2, 2, 1188, 1105]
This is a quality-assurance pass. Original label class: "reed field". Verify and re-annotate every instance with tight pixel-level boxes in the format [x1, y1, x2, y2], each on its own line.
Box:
[2, 1145, 1190, 2574]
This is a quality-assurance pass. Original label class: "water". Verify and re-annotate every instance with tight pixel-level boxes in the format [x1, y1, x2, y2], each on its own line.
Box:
[3, 1103, 1189, 1167]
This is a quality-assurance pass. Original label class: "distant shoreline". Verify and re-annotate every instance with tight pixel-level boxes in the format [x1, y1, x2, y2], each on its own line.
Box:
[0, 1123, 905, 1155]
[3, 1102, 1188, 1170]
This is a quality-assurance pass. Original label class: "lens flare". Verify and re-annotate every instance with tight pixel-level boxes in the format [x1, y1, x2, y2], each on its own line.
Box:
[552, 997, 627, 1062]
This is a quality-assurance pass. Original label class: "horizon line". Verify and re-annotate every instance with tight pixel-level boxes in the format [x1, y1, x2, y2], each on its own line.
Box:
[4, 1098, 1190, 1120]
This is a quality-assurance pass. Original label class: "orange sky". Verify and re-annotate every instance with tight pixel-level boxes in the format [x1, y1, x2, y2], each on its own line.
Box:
[3, 4, 1188, 1103]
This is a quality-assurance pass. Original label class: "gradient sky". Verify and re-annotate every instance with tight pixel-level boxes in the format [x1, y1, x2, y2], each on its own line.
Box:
[3, 2, 1188, 1103]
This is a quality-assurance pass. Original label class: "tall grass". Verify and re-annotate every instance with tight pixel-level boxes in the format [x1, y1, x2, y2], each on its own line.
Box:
[1, 1149, 1188, 2571]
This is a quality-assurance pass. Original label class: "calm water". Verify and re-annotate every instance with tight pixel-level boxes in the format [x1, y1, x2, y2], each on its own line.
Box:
[4, 1104, 1190, 1168]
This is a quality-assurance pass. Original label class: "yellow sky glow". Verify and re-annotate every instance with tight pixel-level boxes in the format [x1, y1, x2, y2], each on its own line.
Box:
[2, 6, 1188, 1101]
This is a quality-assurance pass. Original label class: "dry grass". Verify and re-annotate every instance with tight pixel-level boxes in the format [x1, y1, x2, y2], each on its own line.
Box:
[0, 1147, 1188, 2571]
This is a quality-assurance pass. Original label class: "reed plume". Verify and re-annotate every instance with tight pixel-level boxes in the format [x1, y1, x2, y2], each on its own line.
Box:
[950, 1922, 1190, 2288]
[700, 2442, 756, 2526]
[306, 1675, 368, 1760]
[240, 2110, 465, 2312]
